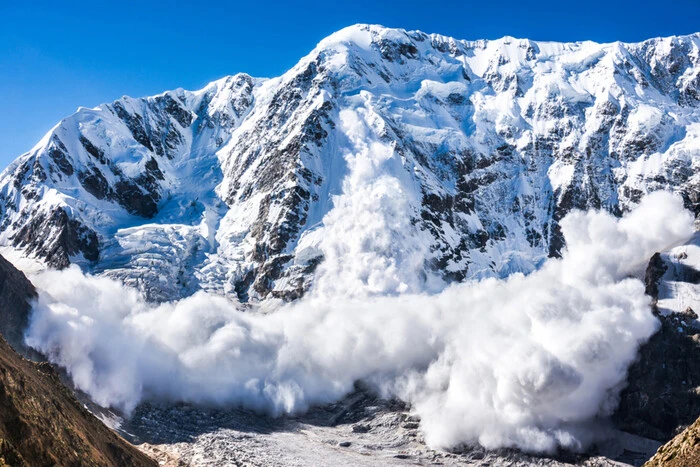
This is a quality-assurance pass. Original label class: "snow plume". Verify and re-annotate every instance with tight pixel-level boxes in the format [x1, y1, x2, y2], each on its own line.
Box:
[312, 106, 440, 297]
[26, 191, 693, 453]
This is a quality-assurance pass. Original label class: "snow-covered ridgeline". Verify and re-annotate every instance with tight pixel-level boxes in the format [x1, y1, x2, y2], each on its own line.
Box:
[0, 24, 699, 301]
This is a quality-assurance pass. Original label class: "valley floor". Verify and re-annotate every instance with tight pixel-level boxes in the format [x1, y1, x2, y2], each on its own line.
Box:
[116, 389, 660, 467]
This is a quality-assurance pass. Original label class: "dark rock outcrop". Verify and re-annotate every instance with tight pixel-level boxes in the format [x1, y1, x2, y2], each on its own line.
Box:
[644, 252, 668, 314]
[0, 255, 36, 357]
[10, 207, 99, 269]
[613, 252, 700, 442]
[614, 313, 700, 441]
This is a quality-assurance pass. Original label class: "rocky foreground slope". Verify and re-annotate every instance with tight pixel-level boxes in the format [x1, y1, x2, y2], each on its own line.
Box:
[644, 416, 700, 467]
[1, 24, 699, 301]
[0, 255, 155, 466]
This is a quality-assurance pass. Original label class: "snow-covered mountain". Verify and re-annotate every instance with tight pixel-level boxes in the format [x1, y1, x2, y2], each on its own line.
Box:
[1, 24, 699, 302]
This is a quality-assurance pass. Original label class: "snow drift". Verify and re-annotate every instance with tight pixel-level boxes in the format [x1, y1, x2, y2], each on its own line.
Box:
[25, 191, 695, 453]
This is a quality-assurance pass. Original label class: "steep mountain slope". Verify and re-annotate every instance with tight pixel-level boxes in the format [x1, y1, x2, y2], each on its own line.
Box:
[0, 335, 156, 467]
[1, 25, 699, 301]
[0, 255, 36, 356]
[644, 415, 700, 467]
[0, 254, 156, 466]
[613, 234, 700, 442]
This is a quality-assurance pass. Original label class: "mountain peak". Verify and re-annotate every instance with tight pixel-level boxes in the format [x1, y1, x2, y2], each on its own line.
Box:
[316, 23, 398, 48]
[313, 23, 430, 61]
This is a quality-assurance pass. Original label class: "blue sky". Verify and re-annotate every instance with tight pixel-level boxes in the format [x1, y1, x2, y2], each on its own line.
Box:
[1, 0, 699, 170]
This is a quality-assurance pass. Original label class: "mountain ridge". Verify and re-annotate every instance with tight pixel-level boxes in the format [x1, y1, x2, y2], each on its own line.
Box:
[1, 23, 699, 302]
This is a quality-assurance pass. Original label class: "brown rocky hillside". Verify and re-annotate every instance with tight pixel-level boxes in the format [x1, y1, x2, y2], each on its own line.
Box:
[644, 416, 700, 467]
[0, 255, 156, 466]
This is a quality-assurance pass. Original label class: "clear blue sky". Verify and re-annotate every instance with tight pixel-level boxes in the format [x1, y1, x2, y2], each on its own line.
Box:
[1, 0, 699, 170]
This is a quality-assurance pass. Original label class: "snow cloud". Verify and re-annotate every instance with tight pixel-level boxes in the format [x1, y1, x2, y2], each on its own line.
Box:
[25, 191, 695, 454]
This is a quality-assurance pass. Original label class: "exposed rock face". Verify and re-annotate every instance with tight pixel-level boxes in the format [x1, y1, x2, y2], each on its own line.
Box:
[0, 255, 156, 466]
[614, 248, 700, 442]
[1, 25, 699, 303]
[644, 252, 667, 313]
[9, 207, 99, 269]
[0, 335, 156, 466]
[644, 416, 700, 467]
[0, 255, 36, 356]
[614, 311, 700, 441]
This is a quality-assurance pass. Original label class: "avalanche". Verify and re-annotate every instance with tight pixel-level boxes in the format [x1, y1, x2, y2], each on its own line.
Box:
[26, 192, 695, 453]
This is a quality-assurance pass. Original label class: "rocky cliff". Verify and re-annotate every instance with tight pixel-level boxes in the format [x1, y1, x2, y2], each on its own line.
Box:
[644, 415, 700, 466]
